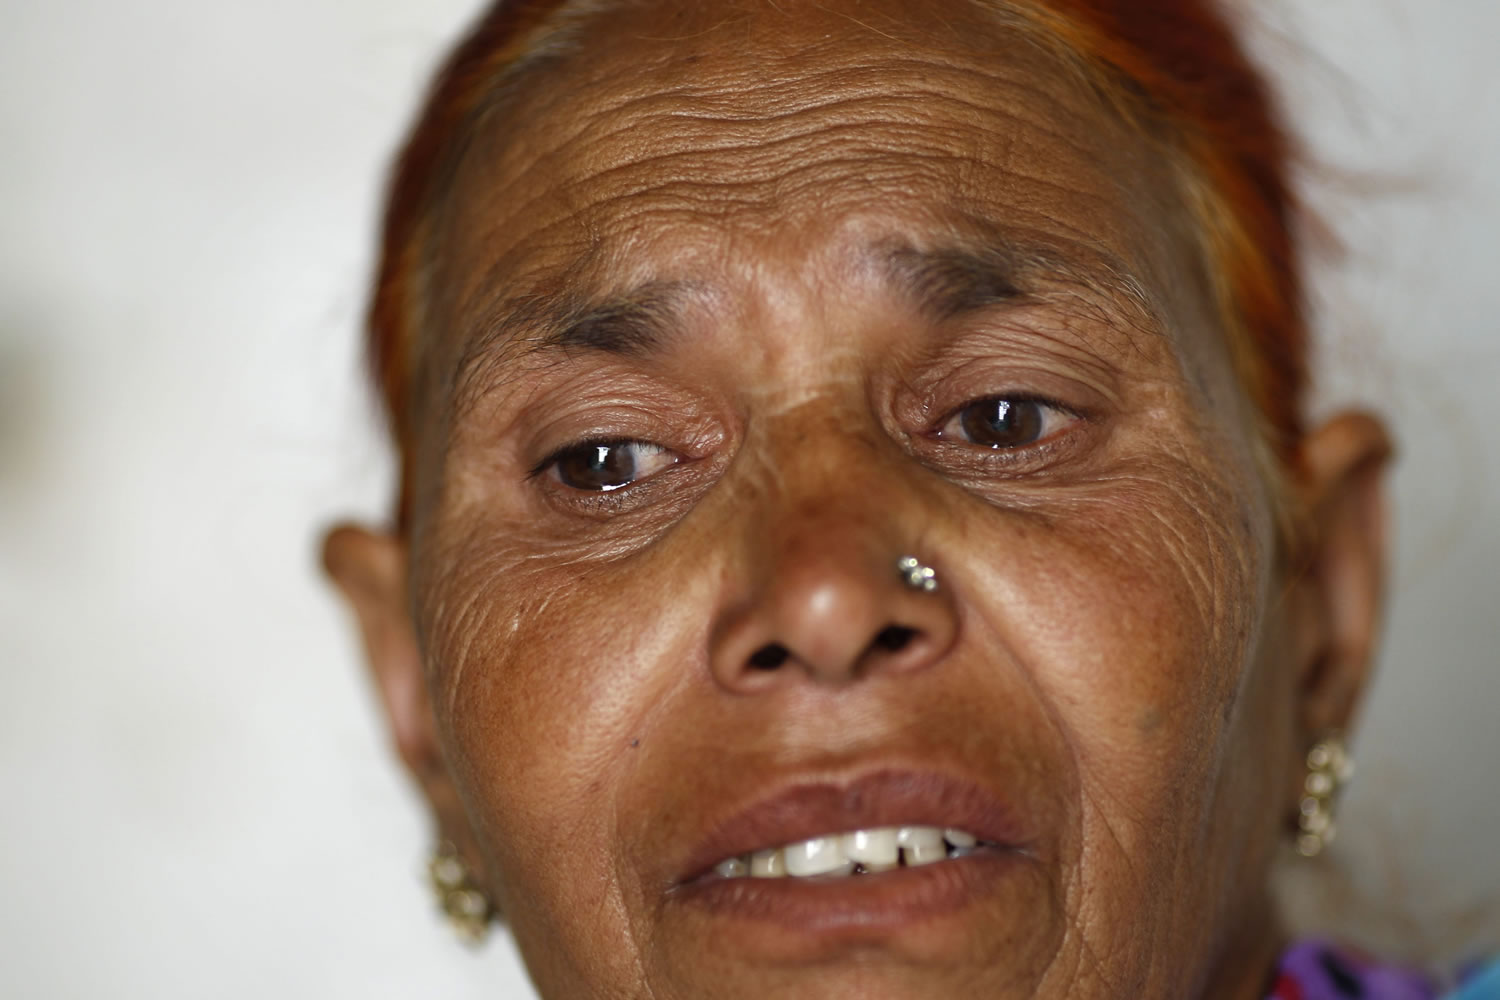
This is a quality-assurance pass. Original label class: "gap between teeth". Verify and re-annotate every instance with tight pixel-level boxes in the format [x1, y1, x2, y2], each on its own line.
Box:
[712, 827, 983, 879]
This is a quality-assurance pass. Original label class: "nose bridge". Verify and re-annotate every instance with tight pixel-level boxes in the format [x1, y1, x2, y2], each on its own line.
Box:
[707, 403, 958, 692]
[745, 400, 914, 578]
[756, 395, 900, 516]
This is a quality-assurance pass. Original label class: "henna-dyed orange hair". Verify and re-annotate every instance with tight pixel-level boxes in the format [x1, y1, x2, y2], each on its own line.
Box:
[368, 0, 1306, 530]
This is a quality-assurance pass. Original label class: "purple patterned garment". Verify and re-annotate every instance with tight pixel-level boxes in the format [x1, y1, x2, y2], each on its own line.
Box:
[1268, 940, 1500, 1000]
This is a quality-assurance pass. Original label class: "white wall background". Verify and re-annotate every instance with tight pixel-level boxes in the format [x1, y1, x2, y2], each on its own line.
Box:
[1, 2, 1495, 996]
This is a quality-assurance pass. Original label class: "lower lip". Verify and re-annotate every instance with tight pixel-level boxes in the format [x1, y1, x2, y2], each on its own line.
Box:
[667, 847, 1029, 943]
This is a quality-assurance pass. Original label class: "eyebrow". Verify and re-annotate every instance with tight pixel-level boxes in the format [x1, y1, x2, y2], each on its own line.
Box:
[453, 235, 1154, 404]
[485, 243, 1035, 362]
[448, 279, 693, 408]
[500, 281, 696, 361]
[543, 284, 692, 356]
[879, 242, 1028, 321]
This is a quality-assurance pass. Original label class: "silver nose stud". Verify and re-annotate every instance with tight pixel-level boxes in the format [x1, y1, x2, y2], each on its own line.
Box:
[897, 556, 938, 593]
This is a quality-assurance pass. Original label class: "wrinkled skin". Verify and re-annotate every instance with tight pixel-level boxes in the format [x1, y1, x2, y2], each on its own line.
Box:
[325, 2, 1391, 997]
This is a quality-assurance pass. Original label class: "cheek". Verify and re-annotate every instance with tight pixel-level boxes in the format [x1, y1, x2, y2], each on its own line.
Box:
[957, 447, 1272, 874]
[413, 514, 709, 917]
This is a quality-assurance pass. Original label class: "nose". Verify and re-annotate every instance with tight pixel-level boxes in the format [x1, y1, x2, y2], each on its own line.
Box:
[709, 525, 959, 693]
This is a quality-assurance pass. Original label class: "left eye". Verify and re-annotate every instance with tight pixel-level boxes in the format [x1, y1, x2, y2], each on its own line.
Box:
[544, 440, 678, 492]
[938, 397, 1071, 449]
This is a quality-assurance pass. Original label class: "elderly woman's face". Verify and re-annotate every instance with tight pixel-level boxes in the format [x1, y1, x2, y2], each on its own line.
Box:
[332, 2, 1387, 998]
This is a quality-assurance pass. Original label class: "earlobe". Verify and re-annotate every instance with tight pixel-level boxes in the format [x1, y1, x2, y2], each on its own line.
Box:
[1291, 412, 1394, 738]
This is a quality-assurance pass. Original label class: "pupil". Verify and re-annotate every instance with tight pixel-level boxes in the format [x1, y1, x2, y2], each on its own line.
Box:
[961, 399, 1042, 448]
[560, 443, 636, 490]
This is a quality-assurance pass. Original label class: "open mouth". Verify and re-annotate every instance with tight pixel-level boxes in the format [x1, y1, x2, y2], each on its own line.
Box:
[663, 769, 1040, 940]
[706, 826, 991, 880]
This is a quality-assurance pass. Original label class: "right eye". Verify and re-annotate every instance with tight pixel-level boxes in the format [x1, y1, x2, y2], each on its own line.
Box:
[542, 440, 679, 492]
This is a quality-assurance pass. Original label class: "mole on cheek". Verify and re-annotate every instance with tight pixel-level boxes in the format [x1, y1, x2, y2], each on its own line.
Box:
[1137, 707, 1164, 735]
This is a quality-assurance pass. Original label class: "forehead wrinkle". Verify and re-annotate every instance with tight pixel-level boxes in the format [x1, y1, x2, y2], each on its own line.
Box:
[443, 72, 1158, 297]
[435, 17, 1158, 294]
[448, 10, 1111, 201]
[520, 69, 1093, 193]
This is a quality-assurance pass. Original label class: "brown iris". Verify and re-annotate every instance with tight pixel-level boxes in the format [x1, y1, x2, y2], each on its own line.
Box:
[957, 398, 1046, 449]
[555, 442, 638, 491]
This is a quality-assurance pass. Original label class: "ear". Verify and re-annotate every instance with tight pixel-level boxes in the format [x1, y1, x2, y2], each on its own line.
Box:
[322, 525, 484, 878]
[1286, 411, 1394, 741]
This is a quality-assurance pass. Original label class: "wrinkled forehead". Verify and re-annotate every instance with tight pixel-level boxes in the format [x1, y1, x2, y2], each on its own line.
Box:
[428, 0, 1195, 365]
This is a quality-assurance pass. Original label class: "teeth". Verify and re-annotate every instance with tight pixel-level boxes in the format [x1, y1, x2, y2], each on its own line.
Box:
[750, 848, 784, 878]
[714, 856, 748, 878]
[943, 828, 977, 848]
[711, 826, 984, 880]
[902, 843, 946, 866]
[842, 829, 899, 872]
[896, 826, 944, 849]
[784, 836, 855, 877]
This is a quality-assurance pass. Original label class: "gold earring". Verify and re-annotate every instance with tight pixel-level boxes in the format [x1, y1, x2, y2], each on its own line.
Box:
[1296, 732, 1354, 858]
[428, 842, 494, 944]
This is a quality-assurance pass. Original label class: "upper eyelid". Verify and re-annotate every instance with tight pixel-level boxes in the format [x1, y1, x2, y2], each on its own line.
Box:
[905, 342, 1126, 412]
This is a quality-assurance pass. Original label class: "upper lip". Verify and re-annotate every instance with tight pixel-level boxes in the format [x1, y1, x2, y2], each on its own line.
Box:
[673, 766, 1035, 884]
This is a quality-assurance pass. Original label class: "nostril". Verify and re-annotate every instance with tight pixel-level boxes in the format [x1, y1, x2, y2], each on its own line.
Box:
[873, 625, 916, 652]
[748, 643, 790, 670]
